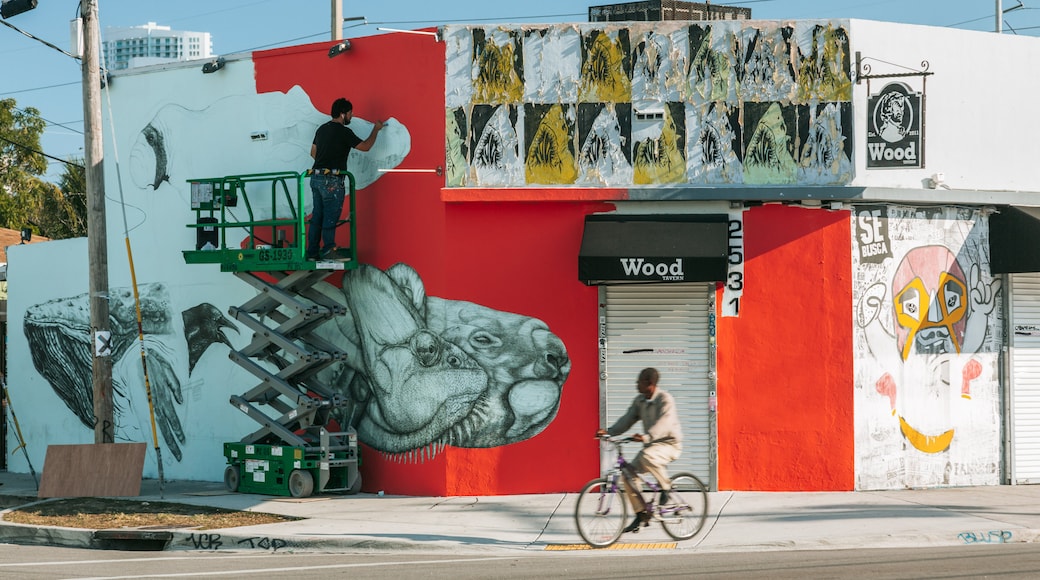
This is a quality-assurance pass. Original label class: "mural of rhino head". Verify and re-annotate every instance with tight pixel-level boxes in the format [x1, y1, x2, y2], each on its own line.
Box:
[327, 263, 570, 460]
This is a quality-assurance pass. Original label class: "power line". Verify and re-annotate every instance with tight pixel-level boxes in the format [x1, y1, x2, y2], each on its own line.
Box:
[366, 12, 586, 25]
[0, 18, 79, 60]
[0, 134, 85, 170]
[12, 106, 83, 136]
[0, 80, 80, 97]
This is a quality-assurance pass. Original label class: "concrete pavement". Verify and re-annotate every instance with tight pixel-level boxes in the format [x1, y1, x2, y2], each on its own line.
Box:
[1, 470, 1039, 554]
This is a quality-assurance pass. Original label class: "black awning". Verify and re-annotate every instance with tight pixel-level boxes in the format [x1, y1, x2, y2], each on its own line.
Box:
[578, 214, 730, 285]
[991, 206, 1040, 274]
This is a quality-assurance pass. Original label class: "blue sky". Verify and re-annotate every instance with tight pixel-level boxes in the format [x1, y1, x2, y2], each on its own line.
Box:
[1, 0, 1034, 183]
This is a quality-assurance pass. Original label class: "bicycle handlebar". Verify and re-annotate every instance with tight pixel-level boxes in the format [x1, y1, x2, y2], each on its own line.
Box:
[596, 434, 641, 444]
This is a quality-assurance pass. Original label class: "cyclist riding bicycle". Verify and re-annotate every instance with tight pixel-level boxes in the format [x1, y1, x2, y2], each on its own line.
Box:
[596, 367, 683, 534]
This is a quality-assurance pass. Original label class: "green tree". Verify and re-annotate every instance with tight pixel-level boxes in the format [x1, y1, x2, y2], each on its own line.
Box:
[0, 99, 87, 239]
[37, 158, 87, 239]
[0, 98, 47, 183]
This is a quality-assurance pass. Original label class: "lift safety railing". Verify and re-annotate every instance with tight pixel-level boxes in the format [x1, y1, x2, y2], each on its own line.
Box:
[182, 170, 357, 273]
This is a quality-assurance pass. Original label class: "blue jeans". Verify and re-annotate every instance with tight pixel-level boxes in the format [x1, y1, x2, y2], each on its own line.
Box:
[306, 173, 345, 257]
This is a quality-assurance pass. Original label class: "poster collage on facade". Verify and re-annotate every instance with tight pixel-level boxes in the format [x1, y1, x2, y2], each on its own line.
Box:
[444, 20, 856, 188]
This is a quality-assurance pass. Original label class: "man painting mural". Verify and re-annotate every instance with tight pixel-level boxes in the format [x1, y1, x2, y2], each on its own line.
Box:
[306, 98, 384, 261]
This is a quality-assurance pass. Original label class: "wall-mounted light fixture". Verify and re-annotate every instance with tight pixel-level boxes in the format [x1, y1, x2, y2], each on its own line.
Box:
[19, 227, 31, 243]
[927, 172, 950, 190]
[343, 16, 367, 26]
[1, 0, 37, 19]
[202, 57, 225, 74]
[328, 39, 351, 58]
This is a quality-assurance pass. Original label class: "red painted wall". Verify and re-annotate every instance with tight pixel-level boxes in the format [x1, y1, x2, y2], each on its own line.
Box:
[253, 32, 858, 496]
[716, 204, 855, 491]
[254, 33, 609, 495]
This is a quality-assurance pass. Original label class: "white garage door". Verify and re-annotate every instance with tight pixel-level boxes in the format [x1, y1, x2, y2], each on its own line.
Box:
[601, 283, 715, 489]
[1011, 273, 1040, 484]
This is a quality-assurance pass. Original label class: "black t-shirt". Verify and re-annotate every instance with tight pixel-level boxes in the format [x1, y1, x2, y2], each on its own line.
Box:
[312, 120, 362, 170]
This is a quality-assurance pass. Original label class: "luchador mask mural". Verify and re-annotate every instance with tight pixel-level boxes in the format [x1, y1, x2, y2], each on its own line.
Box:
[853, 205, 1002, 489]
[891, 246, 969, 362]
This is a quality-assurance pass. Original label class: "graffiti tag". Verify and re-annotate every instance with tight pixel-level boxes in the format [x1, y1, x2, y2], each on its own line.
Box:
[183, 533, 289, 551]
[958, 530, 1012, 544]
[185, 533, 223, 550]
[236, 536, 289, 551]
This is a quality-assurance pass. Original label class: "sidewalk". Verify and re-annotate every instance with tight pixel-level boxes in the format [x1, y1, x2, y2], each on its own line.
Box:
[1, 470, 1039, 554]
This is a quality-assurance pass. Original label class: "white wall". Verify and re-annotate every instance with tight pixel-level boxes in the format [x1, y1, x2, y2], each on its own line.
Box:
[849, 20, 1040, 192]
[8, 58, 309, 481]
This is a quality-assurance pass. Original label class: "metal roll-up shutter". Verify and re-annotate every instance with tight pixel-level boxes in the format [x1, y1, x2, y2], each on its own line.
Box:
[601, 283, 715, 488]
[1011, 273, 1040, 483]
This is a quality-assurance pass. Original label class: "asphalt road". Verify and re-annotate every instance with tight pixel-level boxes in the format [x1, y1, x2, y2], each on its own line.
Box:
[1, 543, 1039, 579]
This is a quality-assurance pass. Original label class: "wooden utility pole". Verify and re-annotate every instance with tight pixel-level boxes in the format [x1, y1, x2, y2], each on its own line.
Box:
[332, 0, 342, 40]
[81, 0, 113, 444]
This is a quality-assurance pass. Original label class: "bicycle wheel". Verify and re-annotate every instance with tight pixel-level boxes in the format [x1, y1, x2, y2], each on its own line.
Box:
[574, 477, 628, 548]
[659, 472, 708, 540]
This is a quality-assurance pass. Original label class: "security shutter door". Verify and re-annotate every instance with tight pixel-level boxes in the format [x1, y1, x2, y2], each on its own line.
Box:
[602, 283, 714, 488]
[1011, 273, 1040, 483]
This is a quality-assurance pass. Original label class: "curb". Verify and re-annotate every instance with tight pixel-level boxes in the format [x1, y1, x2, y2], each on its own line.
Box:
[0, 519, 457, 554]
[0, 520, 94, 549]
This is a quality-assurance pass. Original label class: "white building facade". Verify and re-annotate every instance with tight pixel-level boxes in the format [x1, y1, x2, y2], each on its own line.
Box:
[102, 22, 212, 70]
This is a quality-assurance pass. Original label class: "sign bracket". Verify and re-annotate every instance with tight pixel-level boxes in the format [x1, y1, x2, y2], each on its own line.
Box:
[855, 51, 934, 96]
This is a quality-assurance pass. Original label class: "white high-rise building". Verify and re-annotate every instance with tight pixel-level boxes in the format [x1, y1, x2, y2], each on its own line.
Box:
[102, 22, 212, 70]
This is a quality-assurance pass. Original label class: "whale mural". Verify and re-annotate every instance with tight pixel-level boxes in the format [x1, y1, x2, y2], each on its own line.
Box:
[23, 284, 236, 461]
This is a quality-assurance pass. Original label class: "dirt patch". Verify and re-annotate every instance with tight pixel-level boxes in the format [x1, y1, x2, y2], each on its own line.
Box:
[3, 497, 297, 530]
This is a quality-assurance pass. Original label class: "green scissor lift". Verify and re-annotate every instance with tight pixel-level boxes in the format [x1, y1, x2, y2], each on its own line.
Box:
[182, 170, 362, 497]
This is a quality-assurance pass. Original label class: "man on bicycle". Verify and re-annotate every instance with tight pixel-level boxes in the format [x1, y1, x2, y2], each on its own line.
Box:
[596, 367, 683, 533]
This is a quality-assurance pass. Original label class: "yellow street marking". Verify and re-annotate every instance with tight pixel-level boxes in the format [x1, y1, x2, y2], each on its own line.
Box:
[545, 542, 677, 551]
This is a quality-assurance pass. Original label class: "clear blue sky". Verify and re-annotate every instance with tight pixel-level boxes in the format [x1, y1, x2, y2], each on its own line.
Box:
[0, 0, 1033, 183]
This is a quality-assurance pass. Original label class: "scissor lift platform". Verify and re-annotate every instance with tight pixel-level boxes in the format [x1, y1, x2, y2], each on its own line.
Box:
[182, 171, 362, 497]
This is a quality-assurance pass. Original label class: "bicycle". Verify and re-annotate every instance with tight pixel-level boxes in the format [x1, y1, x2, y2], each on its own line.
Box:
[574, 436, 708, 548]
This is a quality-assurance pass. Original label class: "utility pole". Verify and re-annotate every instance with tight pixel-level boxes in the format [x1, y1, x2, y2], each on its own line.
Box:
[81, 0, 113, 445]
[332, 0, 342, 40]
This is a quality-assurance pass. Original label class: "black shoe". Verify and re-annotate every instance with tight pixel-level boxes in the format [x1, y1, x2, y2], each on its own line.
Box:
[623, 511, 650, 533]
[659, 490, 670, 505]
[320, 246, 350, 262]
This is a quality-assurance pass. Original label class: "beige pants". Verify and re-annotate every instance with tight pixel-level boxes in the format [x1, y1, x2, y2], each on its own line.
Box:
[622, 442, 682, 513]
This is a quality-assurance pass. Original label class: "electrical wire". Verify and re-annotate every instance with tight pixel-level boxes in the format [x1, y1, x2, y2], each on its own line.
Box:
[12, 105, 83, 135]
[0, 18, 79, 59]
[1, 81, 81, 97]
[0, 134, 84, 168]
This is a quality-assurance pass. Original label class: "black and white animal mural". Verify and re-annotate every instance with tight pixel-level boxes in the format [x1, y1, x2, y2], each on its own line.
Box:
[22, 264, 570, 465]
[316, 263, 571, 462]
[23, 284, 237, 461]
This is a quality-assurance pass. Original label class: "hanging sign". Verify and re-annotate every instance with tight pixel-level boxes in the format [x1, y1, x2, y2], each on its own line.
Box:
[866, 82, 922, 169]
